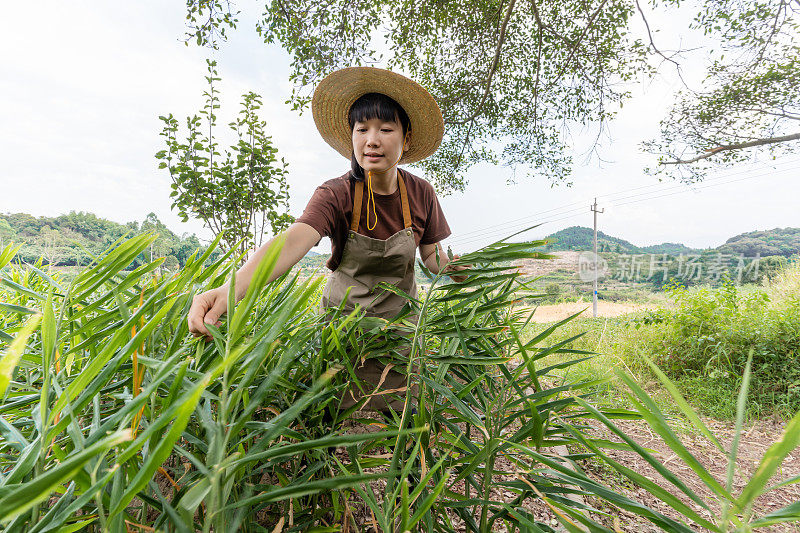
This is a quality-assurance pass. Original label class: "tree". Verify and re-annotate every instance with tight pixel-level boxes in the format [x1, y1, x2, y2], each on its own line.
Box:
[0, 219, 14, 249]
[182, 0, 799, 190]
[38, 225, 60, 266]
[183, 0, 651, 193]
[156, 60, 293, 258]
[644, 0, 800, 181]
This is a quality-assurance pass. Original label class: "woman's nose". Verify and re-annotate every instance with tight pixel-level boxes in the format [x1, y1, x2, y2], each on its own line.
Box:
[366, 129, 380, 146]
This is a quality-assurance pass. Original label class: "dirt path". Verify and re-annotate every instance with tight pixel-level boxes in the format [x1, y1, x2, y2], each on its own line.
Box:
[579, 416, 800, 531]
[337, 413, 799, 531]
[521, 300, 655, 323]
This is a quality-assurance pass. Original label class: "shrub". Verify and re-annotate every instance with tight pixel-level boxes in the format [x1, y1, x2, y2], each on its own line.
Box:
[1, 238, 799, 531]
[650, 273, 800, 415]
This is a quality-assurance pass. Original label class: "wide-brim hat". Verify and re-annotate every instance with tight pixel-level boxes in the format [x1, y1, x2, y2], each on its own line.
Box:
[312, 67, 444, 165]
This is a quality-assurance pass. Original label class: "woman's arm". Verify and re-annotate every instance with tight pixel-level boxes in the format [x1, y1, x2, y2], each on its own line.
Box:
[187, 222, 321, 337]
[419, 242, 467, 282]
[231, 222, 321, 300]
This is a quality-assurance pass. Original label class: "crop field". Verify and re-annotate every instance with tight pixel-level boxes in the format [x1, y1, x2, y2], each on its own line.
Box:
[0, 236, 798, 532]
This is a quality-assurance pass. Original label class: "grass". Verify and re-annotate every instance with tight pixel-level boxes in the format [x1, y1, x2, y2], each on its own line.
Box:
[2, 236, 800, 531]
[522, 262, 800, 421]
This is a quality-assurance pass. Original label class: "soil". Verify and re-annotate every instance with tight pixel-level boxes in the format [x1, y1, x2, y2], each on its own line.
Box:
[141, 408, 798, 531]
[523, 300, 654, 323]
[514, 252, 586, 279]
[330, 412, 800, 532]
[577, 416, 800, 532]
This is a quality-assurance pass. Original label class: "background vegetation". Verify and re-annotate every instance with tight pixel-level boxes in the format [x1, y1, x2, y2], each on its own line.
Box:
[1, 236, 799, 531]
[543, 225, 800, 259]
[182, 0, 800, 189]
[525, 263, 800, 419]
[0, 212, 215, 271]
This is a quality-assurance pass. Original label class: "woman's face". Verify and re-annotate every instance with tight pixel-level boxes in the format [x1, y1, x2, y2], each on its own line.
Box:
[352, 117, 407, 174]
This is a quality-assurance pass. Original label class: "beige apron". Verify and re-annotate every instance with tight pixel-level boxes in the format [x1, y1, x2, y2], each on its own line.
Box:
[321, 173, 418, 412]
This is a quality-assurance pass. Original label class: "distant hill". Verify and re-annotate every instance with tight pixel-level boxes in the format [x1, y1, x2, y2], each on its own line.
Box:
[0, 211, 215, 269]
[717, 227, 800, 258]
[639, 243, 699, 255]
[541, 226, 637, 253]
[541, 226, 800, 257]
[3, 211, 797, 272]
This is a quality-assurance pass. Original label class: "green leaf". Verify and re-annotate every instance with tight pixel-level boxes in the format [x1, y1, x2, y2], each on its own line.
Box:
[616, 369, 733, 502]
[641, 355, 724, 453]
[109, 372, 209, 516]
[0, 430, 131, 523]
[0, 302, 38, 315]
[749, 499, 800, 526]
[737, 408, 800, 510]
[0, 242, 22, 269]
[0, 314, 42, 395]
[0, 276, 45, 301]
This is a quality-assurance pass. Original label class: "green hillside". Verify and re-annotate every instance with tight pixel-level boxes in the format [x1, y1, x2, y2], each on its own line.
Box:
[542, 226, 644, 253]
[0, 211, 214, 269]
[639, 243, 699, 255]
[542, 225, 800, 258]
[717, 227, 800, 258]
[4, 212, 798, 278]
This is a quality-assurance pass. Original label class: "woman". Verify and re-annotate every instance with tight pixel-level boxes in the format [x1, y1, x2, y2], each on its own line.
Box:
[187, 67, 464, 411]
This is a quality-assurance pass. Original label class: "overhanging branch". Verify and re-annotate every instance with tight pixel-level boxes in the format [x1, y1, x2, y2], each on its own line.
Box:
[635, 0, 688, 87]
[450, 0, 516, 126]
[543, 0, 609, 92]
[662, 131, 800, 165]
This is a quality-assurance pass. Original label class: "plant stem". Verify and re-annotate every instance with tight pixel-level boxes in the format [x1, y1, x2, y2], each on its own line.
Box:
[479, 450, 496, 532]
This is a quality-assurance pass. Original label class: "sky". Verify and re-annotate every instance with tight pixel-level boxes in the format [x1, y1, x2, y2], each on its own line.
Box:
[1, 1, 796, 255]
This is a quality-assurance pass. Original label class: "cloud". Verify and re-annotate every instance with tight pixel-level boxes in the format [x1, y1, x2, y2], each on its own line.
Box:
[2, 1, 798, 254]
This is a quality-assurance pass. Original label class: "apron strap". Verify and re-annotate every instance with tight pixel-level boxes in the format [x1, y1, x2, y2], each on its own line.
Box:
[397, 173, 412, 229]
[350, 173, 412, 232]
[351, 178, 364, 232]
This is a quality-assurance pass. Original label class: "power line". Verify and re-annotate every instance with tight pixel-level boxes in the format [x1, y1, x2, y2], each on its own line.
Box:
[449, 207, 589, 247]
[448, 157, 800, 247]
[450, 164, 798, 249]
[450, 200, 588, 240]
[597, 158, 800, 200]
[598, 158, 800, 206]
[596, 157, 800, 202]
[447, 205, 588, 245]
[612, 166, 796, 208]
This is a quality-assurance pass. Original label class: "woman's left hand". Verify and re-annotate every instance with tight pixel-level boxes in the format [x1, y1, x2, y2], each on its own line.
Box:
[444, 254, 470, 282]
[420, 243, 470, 282]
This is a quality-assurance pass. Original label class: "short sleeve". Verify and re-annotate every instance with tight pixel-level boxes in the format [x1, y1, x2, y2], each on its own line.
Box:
[419, 185, 451, 245]
[296, 185, 339, 243]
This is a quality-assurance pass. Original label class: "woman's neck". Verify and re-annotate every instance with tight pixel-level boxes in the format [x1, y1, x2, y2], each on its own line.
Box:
[367, 166, 399, 195]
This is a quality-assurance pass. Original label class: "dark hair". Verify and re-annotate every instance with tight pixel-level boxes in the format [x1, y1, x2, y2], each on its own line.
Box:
[348, 93, 411, 180]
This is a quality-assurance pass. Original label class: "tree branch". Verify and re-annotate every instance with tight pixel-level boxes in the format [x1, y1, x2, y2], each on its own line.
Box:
[635, 0, 688, 87]
[754, 0, 788, 65]
[449, 0, 517, 174]
[739, 107, 800, 121]
[661, 131, 800, 165]
[531, 0, 544, 130]
[544, 0, 609, 92]
[450, 0, 517, 126]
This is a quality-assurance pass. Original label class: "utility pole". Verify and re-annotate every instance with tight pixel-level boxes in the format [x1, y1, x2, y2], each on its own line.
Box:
[591, 198, 604, 318]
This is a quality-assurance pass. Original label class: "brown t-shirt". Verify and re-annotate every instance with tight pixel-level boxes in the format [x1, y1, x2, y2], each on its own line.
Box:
[297, 169, 451, 271]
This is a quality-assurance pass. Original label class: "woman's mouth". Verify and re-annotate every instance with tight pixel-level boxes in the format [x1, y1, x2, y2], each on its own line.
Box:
[365, 154, 383, 161]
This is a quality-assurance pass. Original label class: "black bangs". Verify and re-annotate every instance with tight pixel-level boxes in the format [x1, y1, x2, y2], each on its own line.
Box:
[347, 93, 410, 133]
[348, 93, 411, 180]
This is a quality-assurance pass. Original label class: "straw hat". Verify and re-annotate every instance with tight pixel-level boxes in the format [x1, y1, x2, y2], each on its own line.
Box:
[312, 67, 444, 165]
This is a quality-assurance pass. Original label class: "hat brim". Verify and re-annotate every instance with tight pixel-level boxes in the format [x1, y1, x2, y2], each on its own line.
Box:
[312, 67, 444, 165]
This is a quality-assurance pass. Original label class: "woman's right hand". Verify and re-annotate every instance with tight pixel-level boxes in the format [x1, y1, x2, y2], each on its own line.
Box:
[187, 286, 229, 339]
[186, 223, 321, 340]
